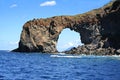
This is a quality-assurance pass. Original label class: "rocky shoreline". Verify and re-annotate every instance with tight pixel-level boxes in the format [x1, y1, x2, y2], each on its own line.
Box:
[13, 1, 120, 55]
[64, 45, 120, 55]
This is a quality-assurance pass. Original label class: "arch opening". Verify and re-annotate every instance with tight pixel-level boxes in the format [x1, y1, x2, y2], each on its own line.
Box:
[57, 28, 84, 52]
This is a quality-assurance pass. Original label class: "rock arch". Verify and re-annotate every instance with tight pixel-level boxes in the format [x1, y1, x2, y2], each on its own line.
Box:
[15, 14, 101, 53]
[14, 1, 120, 55]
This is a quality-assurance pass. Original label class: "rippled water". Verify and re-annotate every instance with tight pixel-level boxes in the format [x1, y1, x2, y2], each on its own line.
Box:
[0, 50, 120, 80]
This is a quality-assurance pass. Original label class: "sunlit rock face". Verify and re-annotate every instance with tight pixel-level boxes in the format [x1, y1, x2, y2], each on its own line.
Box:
[14, 1, 120, 55]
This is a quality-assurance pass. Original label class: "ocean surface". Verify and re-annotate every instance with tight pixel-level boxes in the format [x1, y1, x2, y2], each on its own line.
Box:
[0, 50, 120, 80]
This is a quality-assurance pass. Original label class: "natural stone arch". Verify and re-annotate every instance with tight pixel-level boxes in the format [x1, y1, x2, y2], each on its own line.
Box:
[14, 1, 120, 55]
[15, 15, 101, 53]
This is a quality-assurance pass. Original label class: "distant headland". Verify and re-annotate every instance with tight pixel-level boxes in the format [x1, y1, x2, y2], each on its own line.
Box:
[13, 0, 120, 55]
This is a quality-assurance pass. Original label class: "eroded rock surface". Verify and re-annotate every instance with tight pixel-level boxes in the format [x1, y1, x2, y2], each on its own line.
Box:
[13, 1, 120, 55]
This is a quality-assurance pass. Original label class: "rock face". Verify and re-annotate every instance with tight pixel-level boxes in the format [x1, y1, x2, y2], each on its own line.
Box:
[14, 1, 120, 55]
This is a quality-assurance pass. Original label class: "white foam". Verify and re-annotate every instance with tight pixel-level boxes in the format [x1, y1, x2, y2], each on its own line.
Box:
[50, 54, 120, 59]
[50, 55, 82, 58]
[111, 55, 120, 57]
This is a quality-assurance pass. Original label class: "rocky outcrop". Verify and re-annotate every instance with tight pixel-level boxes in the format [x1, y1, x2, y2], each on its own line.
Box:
[13, 1, 120, 55]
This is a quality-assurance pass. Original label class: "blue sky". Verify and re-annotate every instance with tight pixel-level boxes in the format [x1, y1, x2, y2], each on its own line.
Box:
[0, 0, 111, 51]
[57, 28, 84, 52]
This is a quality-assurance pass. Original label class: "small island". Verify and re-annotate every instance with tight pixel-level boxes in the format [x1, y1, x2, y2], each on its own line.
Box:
[13, 0, 120, 55]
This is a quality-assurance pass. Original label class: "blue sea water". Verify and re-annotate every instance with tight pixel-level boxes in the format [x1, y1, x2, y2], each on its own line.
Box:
[0, 50, 120, 80]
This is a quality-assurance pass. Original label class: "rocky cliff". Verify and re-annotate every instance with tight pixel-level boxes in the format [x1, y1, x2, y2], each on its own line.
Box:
[13, 1, 120, 55]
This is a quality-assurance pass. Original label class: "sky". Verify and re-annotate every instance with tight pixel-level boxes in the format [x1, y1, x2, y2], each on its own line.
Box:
[0, 0, 111, 51]
[57, 28, 84, 52]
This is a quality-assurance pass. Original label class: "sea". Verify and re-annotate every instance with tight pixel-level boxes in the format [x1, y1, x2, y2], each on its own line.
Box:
[0, 50, 120, 80]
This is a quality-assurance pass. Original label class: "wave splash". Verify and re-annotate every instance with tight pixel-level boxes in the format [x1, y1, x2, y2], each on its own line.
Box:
[50, 53, 120, 59]
[50, 55, 82, 58]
